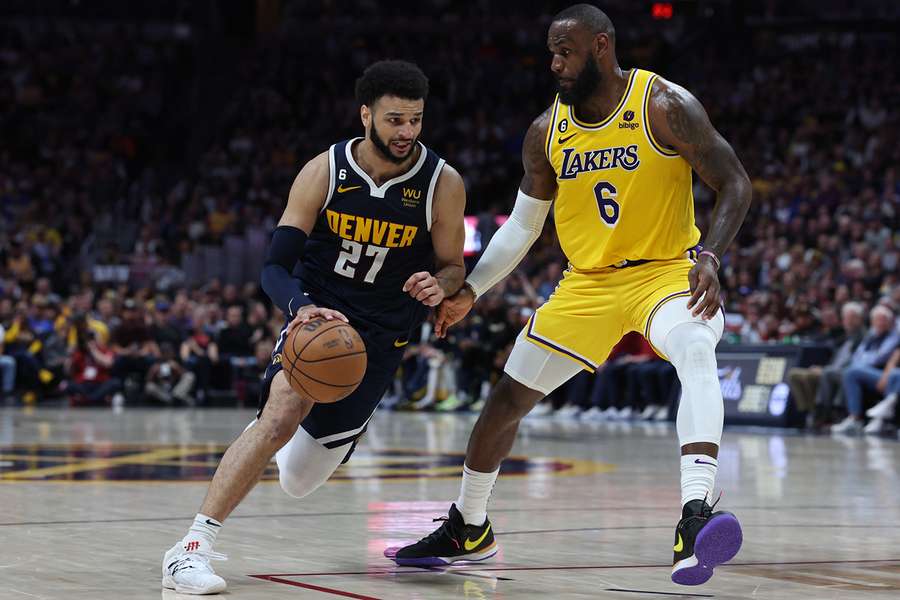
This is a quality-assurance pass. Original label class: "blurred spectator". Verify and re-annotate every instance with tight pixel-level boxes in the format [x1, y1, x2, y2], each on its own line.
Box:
[217, 304, 258, 395]
[217, 305, 255, 363]
[0, 321, 16, 400]
[580, 333, 670, 420]
[3, 302, 43, 393]
[152, 300, 186, 348]
[535, 262, 563, 302]
[832, 305, 900, 434]
[5, 241, 35, 292]
[64, 315, 121, 405]
[145, 343, 195, 405]
[180, 308, 220, 402]
[864, 347, 900, 433]
[788, 301, 866, 427]
[111, 298, 160, 385]
[625, 352, 677, 421]
[245, 338, 276, 401]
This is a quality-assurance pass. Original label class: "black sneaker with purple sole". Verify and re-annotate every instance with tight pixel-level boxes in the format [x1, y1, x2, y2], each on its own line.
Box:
[671, 497, 743, 585]
[385, 504, 498, 567]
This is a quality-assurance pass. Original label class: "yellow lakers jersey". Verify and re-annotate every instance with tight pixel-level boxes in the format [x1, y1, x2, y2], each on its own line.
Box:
[545, 69, 700, 270]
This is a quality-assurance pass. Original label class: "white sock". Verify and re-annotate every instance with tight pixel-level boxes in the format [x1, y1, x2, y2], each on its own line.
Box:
[456, 464, 499, 526]
[680, 454, 717, 507]
[182, 513, 222, 549]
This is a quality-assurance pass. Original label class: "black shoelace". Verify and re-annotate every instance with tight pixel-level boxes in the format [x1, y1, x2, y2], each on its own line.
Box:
[685, 491, 724, 526]
[420, 515, 461, 546]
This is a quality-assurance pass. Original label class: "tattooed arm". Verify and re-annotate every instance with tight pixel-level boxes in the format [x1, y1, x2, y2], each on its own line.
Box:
[648, 78, 752, 320]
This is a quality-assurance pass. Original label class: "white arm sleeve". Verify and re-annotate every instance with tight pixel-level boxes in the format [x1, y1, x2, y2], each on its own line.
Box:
[466, 190, 552, 298]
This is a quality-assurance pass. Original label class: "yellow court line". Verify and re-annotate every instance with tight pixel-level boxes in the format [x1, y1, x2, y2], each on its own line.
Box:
[0, 443, 230, 451]
[0, 447, 197, 480]
[335, 458, 615, 478]
[105, 455, 462, 469]
[0, 442, 616, 483]
[336, 465, 472, 476]
[323, 456, 454, 466]
[0, 453, 86, 463]
[0, 460, 616, 485]
[148, 460, 225, 468]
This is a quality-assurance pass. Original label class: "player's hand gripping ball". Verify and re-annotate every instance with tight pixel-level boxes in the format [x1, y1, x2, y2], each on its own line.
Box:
[282, 316, 367, 403]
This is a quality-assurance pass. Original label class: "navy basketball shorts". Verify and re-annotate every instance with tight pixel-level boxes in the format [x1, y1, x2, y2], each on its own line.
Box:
[258, 317, 405, 461]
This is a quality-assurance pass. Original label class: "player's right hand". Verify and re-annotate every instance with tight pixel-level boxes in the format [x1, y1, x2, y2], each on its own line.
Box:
[434, 286, 475, 338]
[687, 256, 722, 320]
[287, 305, 349, 335]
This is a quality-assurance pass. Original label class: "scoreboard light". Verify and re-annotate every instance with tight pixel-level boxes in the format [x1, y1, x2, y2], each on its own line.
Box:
[651, 2, 674, 19]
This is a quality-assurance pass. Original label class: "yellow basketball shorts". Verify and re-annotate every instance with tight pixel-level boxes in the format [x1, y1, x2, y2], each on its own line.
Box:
[524, 258, 694, 371]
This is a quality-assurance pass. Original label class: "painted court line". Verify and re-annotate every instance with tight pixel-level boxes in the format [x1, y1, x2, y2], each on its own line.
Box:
[252, 558, 900, 578]
[0, 505, 885, 528]
[249, 575, 381, 599]
[604, 588, 714, 597]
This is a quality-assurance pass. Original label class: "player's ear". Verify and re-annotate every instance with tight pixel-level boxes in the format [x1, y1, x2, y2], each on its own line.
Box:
[360, 105, 370, 129]
[595, 32, 609, 60]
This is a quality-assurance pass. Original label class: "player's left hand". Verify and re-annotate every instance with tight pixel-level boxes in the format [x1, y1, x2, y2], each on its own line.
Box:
[687, 256, 722, 320]
[403, 271, 445, 307]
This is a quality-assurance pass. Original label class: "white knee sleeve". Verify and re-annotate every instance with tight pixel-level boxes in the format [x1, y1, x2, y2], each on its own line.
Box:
[504, 329, 583, 395]
[648, 298, 724, 447]
[275, 425, 349, 499]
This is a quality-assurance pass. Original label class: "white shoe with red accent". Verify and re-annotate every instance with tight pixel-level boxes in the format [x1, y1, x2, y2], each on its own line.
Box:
[162, 540, 227, 595]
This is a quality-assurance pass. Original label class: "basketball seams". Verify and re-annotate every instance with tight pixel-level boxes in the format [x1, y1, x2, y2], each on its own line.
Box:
[299, 349, 367, 364]
[290, 371, 318, 401]
[282, 316, 367, 403]
[296, 351, 367, 387]
[292, 319, 364, 356]
[295, 319, 345, 357]
[295, 368, 365, 388]
[283, 355, 314, 400]
[283, 326, 322, 401]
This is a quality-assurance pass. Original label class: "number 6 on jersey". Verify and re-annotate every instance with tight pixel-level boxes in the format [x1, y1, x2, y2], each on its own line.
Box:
[594, 181, 620, 227]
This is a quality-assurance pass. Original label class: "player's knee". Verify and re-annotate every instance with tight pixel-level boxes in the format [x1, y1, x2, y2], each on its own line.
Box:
[279, 468, 329, 499]
[488, 375, 543, 417]
[275, 426, 346, 499]
[665, 323, 717, 372]
[257, 417, 298, 449]
[258, 376, 311, 448]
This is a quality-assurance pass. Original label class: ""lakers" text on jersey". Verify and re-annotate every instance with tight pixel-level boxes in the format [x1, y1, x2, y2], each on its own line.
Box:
[558, 145, 640, 179]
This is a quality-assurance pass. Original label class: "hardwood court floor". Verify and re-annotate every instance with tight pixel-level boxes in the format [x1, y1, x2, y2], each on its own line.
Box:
[2, 407, 899, 599]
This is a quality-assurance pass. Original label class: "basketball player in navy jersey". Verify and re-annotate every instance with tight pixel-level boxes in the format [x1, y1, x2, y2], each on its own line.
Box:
[162, 60, 467, 595]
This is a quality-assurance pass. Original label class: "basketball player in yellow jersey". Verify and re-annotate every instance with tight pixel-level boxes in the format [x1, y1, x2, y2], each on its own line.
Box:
[390, 5, 751, 586]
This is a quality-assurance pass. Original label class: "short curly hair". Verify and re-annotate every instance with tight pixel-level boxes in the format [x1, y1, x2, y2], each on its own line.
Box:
[355, 60, 429, 107]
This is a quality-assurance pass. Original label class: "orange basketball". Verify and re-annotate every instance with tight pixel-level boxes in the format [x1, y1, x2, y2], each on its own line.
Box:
[281, 317, 367, 403]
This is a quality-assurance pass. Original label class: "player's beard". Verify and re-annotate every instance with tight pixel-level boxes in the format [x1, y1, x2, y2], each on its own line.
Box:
[368, 122, 417, 165]
[557, 58, 602, 105]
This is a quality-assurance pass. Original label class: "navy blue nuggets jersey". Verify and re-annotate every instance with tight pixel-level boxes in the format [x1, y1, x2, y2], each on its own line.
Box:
[296, 138, 445, 335]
